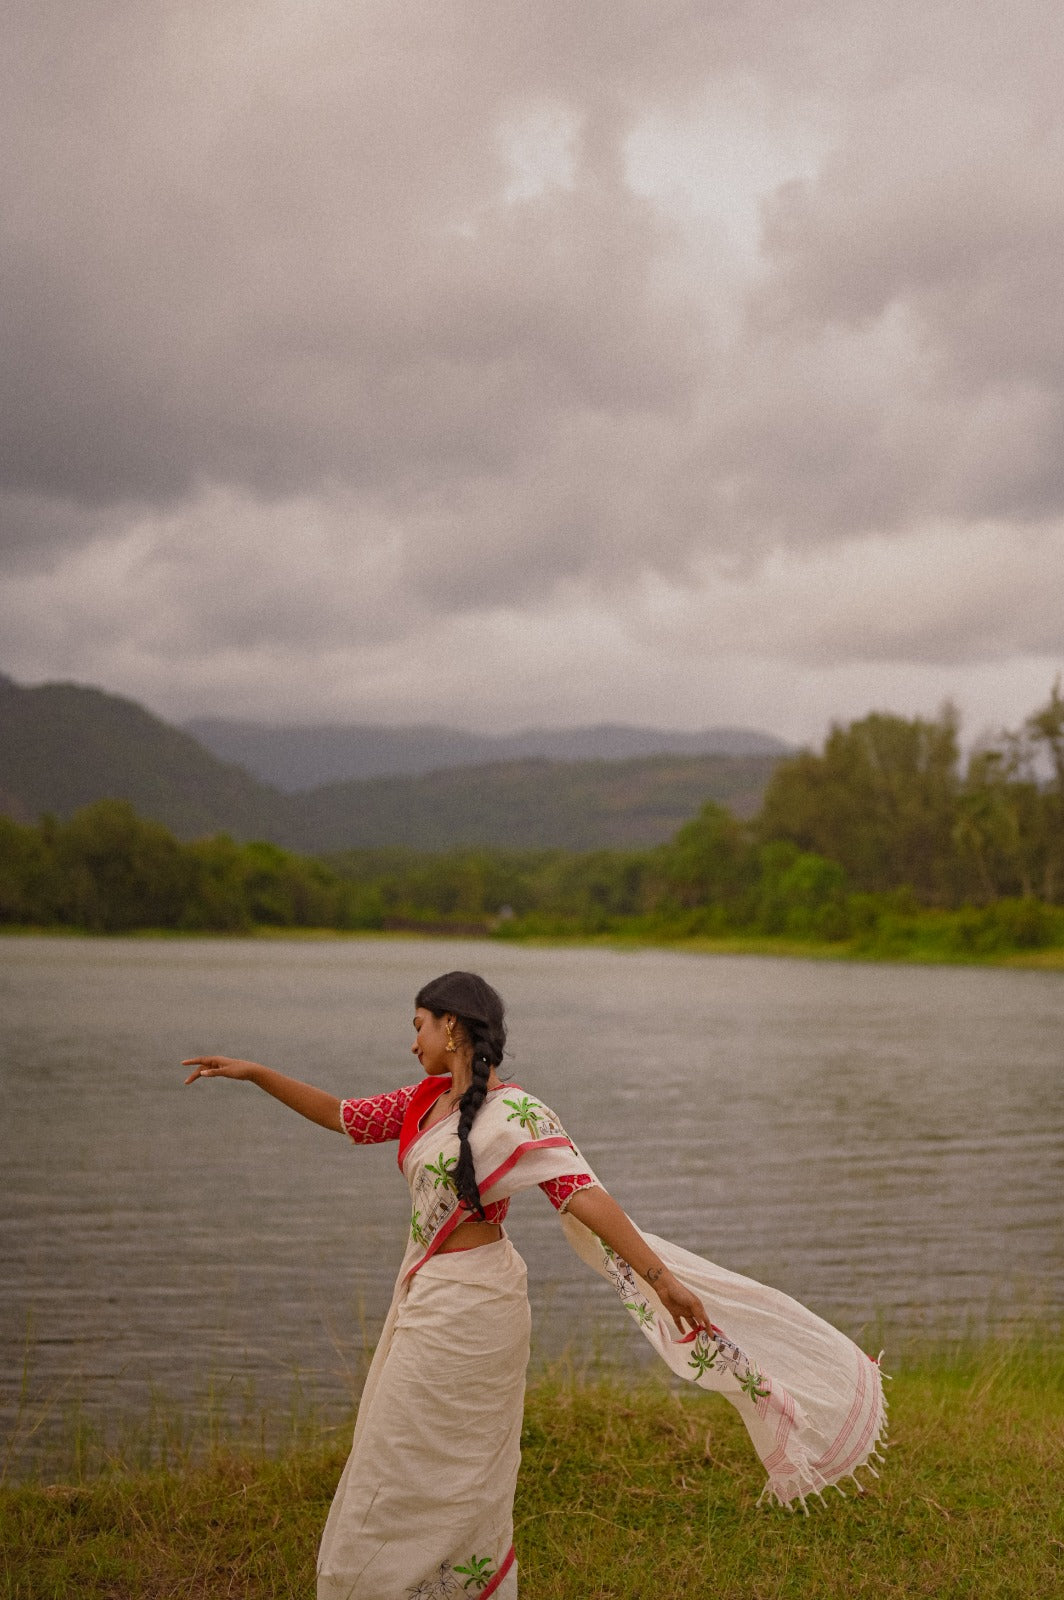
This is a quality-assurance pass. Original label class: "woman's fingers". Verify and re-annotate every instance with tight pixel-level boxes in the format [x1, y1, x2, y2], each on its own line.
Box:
[662, 1284, 710, 1334]
[690, 1297, 710, 1330]
[183, 1056, 226, 1083]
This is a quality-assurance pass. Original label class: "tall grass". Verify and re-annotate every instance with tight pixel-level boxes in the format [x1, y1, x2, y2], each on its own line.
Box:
[2, 1334, 1061, 1599]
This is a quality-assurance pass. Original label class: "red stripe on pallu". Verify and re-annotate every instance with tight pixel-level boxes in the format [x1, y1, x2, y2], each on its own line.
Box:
[813, 1345, 866, 1476]
[403, 1135, 579, 1280]
[812, 1344, 880, 1480]
[477, 1135, 576, 1196]
[404, 1204, 471, 1274]
[759, 1385, 797, 1475]
[478, 1545, 516, 1598]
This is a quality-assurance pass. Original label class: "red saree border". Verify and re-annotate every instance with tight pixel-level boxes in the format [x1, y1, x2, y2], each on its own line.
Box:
[479, 1544, 515, 1598]
[403, 1134, 578, 1280]
[398, 1079, 520, 1167]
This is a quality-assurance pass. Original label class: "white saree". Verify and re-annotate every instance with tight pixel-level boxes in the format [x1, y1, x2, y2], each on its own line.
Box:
[318, 1085, 886, 1599]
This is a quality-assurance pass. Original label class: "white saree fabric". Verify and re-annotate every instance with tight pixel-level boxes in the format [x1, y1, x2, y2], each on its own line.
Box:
[317, 1238, 529, 1600]
[319, 1084, 887, 1598]
[561, 1218, 887, 1508]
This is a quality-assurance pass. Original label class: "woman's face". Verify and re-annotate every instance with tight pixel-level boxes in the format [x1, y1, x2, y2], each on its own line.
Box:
[411, 1007, 453, 1075]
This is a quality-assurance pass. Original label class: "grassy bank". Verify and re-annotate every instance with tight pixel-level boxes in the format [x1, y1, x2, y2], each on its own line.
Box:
[3, 1340, 1061, 1599]
[5, 919, 1064, 971]
[494, 925, 1064, 970]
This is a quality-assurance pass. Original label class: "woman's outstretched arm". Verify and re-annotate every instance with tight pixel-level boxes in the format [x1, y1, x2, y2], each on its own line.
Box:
[183, 1056, 343, 1132]
[565, 1185, 710, 1335]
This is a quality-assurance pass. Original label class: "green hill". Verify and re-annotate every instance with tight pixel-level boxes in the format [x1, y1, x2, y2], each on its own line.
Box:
[0, 675, 782, 850]
[278, 751, 778, 852]
[0, 676, 286, 839]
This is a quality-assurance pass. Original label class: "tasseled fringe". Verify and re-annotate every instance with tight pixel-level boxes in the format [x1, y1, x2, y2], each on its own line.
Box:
[758, 1353, 890, 1514]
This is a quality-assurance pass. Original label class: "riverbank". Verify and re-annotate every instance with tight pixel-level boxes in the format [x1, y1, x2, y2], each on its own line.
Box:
[498, 926, 1064, 970]
[4, 919, 1064, 970]
[3, 1340, 1061, 1599]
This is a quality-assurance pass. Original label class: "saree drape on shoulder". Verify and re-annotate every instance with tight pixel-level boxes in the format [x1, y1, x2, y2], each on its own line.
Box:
[318, 1085, 886, 1599]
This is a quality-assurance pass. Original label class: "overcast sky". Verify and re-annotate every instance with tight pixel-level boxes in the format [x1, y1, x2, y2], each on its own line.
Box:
[2, 0, 1062, 747]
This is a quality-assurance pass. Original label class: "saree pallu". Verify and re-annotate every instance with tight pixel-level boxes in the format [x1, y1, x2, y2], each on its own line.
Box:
[562, 1218, 886, 1509]
[317, 1237, 529, 1600]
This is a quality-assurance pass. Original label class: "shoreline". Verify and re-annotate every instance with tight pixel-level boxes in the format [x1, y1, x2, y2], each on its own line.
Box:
[2, 922, 1064, 970]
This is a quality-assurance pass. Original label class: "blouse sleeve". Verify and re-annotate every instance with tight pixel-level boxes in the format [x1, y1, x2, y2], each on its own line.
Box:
[340, 1083, 419, 1144]
[540, 1172, 599, 1212]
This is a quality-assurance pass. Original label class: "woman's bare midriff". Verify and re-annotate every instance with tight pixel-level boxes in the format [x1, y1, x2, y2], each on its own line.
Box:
[437, 1220, 504, 1252]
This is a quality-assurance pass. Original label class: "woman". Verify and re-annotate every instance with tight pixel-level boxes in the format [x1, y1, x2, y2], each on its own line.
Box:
[185, 970, 884, 1600]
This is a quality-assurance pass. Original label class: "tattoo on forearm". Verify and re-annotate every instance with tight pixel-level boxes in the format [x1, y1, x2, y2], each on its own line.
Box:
[645, 1264, 664, 1285]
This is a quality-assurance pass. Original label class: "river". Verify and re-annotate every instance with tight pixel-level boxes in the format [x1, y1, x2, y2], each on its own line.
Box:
[2, 936, 1061, 1459]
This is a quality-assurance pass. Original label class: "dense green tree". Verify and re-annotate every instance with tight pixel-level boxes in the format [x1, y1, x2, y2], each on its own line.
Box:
[758, 708, 961, 901]
[1024, 679, 1064, 901]
[751, 842, 850, 938]
[0, 816, 66, 924]
[183, 835, 255, 932]
[953, 747, 1042, 902]
[650, 801, 755, 913]
[56, 801, 198, 931]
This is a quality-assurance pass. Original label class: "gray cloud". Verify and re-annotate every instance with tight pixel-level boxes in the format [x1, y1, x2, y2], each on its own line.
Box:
[1, 1, 1062, 741]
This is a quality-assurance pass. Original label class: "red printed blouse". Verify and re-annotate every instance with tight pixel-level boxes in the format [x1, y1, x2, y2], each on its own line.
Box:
[339, 1082, 595, 1219]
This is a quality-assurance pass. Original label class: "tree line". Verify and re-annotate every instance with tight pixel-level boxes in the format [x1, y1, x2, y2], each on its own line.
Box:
[2, 687, 1063, 955]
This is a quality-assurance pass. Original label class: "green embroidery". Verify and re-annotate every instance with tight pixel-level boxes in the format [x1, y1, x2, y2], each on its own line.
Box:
[425, 1152, 458, 1190]
[410, 1208, 428, 1246]
[740, 1366, 769, 1401]
[503, 1094, 543, 1133]
[688, 1337, 718, 1378]
[624, 1300, 655, 1328]
[454, 1553, 496, 1590]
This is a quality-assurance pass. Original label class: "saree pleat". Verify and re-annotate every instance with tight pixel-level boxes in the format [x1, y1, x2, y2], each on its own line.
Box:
[317, 1238, 529, 1600]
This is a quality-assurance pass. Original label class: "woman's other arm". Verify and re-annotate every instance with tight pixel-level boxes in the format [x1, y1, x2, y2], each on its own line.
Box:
[183, 1057, 343, 1132]
[565, 1185, 710, 1335]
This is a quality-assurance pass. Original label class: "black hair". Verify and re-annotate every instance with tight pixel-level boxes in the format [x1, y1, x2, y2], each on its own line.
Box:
[414, 971, 506, 1220]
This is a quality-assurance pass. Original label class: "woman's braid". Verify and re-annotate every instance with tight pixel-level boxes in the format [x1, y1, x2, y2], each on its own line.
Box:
[454, 1019, 494, 1219]
[413, 973, 508, 1222]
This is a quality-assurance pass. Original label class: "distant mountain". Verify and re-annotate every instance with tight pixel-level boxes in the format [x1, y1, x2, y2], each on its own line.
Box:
[0, 676, 286, 838]
[0, 675, 787, 851]
[185, 715, 791, 791]
[279, 751, 779, 854]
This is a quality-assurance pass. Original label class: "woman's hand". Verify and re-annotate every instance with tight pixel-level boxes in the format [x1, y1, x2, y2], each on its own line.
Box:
[183, 1056, 259, 1084]
[182, 1059, 342, 1130]
[649, 1268, 710, 1336]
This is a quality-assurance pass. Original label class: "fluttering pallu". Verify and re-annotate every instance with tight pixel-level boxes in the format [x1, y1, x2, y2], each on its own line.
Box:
[317, 1082, 886, 1599]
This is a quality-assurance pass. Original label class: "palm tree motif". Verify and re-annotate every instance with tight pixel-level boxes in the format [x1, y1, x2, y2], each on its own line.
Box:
[410, 1208, 428, 1246]
[688, 1335, 718, 1378]
[624, 1299, 656, 1329]
[503, 1095, 543, 1134]
[739, 1366, 769, 1401]
[454, 1553, 496, 1590]
[425, 1152, 458, 1190]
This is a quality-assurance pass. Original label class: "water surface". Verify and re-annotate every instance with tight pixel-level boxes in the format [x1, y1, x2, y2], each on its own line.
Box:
[2, 937, 1061, 1454]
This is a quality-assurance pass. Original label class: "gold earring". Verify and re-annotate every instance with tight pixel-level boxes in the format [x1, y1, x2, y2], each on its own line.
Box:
[444, 1020, 457, 1053]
